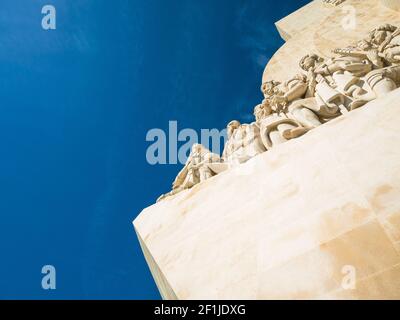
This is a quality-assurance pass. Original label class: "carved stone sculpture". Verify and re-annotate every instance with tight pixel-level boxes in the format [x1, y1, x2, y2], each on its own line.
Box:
[334, 24, 400, 67]
[299, 53, 375, 111]
[262, 75, 331, 128]
[137, 0, 400, 300]
[367, 24, 400, 64]
[332, 25, 400, 102]
[254, 99, 308, 150]
[323, 0, 346, 6]
[157, 144, 221, 202]
[157, 24, 400, 202]
[221, 120, 266, 165]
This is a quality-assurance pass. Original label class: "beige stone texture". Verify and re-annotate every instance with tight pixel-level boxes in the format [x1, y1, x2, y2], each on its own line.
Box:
[381, 0, 400, 11]
[134, 88, 400, 299]
[275, 0, 334, 41]
[264, 0, 400, 83]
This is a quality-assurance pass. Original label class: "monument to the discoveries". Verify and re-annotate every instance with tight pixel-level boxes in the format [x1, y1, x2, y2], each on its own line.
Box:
[134, 0, 400, 299]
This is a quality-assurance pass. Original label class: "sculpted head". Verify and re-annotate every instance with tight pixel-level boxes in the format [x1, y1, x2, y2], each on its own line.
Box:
[191, 143, 204, 155]
[367, 24, 397, 46]
[254, 99, 272, 122]
[376, 24, 397, 33]
[371, 31, 388, 46]
[299, 54, 323, 71]
[261, 81, 281, 98]
[227, 120, 241, 138]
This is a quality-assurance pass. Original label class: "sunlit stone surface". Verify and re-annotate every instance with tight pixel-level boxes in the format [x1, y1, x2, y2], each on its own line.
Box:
[381, 0, 400, 11]
[134, 89, 400, 299]
[134, 0, 400, 299]
[265, 0, 400, 83]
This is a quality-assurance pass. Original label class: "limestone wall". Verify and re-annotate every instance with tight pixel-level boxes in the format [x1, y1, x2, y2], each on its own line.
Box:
[134, 0, 400, 299]
[134, 89, 400, 299]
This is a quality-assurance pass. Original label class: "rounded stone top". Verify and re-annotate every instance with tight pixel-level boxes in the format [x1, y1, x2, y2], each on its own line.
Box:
[262, 0, 400, 85]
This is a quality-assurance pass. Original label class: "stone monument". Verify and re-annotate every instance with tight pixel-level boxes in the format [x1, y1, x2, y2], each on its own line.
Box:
[134, 0, 400, 299]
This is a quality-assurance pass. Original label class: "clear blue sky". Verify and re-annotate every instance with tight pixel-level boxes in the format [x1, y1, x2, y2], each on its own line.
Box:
[0, 0, 310, 299]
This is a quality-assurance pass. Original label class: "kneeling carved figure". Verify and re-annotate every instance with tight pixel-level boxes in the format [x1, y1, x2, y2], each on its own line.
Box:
[157, 144, 221, 202]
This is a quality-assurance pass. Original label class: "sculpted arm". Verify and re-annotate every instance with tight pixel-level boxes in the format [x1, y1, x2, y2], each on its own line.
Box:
[273, 80, 308, 106]
[203, 152, 221, 164]
[172, 165, 189, 189]
[314, 62, 341, 75]
[284, 81, 308, 102]
[172, 155, 193, 189]
[315, 59, 371, 76]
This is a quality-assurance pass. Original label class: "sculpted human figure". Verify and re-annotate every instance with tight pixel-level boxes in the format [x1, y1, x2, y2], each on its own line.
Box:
[221, 120, 266, 165]
[261, 76, 334, 128]
[299, 53, 374, 111]
[157, 144, 221, 201]
[157, 24, 400, 204]
[334, 25, 400, 68]
[366, 24, 400, 65]
[254, 99, 308, 150]
[360, 65, 400, 100]
[332, 25, 400, 101]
